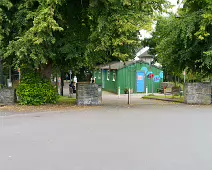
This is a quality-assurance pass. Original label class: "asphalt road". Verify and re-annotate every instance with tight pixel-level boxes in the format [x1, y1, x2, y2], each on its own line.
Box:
[0, 97, 212, 170]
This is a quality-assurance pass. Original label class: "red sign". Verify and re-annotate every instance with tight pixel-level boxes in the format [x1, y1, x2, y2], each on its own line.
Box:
[150, 73, 154, 79]
[138, 75, 143, 80]
[183, 71, 186, 76]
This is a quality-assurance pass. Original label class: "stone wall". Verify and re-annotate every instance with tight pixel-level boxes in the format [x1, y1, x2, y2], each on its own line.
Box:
[0, 88, 16, 105]
[184, 83, 211, 105]
[76, 83, 102, 106]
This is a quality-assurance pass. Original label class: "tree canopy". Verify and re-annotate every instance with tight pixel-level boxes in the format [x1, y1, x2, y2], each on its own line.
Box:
[147, 0, 212, 80]
[0, 0, 168, 76]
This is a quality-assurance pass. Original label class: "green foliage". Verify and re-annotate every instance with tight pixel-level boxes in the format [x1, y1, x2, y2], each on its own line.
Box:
[86, 0, 169, 66]
[3, 0, 64, 68]
[16, 72, 59, 105]
[147, 0, 212, 79]
[1, 0, 169, 74]
[0, 0, 12, 56]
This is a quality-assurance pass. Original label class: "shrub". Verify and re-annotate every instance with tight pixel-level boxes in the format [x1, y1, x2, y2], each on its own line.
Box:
[124, 88, 129, 94]
[16, 72, 59, 105]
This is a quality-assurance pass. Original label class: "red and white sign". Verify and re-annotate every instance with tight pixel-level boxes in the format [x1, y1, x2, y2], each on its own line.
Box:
[138, 76, 143, 80]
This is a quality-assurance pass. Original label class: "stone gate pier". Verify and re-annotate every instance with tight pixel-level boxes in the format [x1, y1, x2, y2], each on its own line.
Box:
[76, 83, 102, 106]
[0, 88, 16, 105]
[184, 83, 211, 105]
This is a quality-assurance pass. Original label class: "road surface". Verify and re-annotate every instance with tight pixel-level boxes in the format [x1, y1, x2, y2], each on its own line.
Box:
[0, 96, 212, 170]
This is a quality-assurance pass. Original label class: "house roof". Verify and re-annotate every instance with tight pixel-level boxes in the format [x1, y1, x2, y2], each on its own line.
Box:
[100, 61, 135, 70]
[98, 60, 158, 70]
[136, 47, 153, 59]
[138, 50, 153, 58]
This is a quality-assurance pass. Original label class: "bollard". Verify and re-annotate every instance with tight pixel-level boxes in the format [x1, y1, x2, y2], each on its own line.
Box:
[128, 88, 130, 105]
[146, 86, 148, 96]
[118, 86, 120, 98]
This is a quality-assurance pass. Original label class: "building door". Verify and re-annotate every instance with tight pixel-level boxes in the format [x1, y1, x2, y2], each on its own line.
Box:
[137, 72, 145, 92]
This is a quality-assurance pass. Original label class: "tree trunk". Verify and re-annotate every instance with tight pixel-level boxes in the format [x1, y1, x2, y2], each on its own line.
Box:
[41, 61, 53, 79]
[60, 70, 64, 96]
[0, 58, 4, 86]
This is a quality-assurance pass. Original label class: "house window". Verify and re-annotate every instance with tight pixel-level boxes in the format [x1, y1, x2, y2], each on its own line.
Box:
[113, 71, 116, 81]
[107, 70, 110, 80]
[98, 70, 101, 79]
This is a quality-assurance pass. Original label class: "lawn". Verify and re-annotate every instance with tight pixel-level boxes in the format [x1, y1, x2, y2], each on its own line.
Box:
[142, 95, 184, 103]
[58, 96, 76, 105]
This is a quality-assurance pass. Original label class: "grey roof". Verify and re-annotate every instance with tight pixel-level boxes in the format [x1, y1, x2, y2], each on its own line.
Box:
[137, 50, 153, 58]
[98, 60, 150, 70]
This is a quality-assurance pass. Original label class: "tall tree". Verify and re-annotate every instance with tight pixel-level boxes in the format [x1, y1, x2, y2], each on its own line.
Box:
[1, 0, 169, 78]
[147, 0, 212, 80]
[0, 0, 13, 84]
[86, 0, 168, 67]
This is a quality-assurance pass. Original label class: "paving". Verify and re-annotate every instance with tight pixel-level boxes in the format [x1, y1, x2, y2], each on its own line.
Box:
[0, 88, 212, 170]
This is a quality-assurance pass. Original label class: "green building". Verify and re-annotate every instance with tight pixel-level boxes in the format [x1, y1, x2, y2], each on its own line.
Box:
[94, 61, 163, 94]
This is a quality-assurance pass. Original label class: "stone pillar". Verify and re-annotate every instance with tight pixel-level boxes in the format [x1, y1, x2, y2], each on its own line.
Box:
[0, 88, 16, 105]
[76, 83, 102, 106]
[184, 83, 211, 105]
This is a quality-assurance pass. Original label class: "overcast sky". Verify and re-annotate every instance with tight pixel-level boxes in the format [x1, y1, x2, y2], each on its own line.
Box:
[139, 0, 181, 42]
[169, 0, 178, 5]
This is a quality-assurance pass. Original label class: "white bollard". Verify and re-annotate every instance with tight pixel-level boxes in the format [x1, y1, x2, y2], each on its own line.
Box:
[146, 86, 148, 96]
[128, 88, 130, 105]
[118, 87, 120, 98]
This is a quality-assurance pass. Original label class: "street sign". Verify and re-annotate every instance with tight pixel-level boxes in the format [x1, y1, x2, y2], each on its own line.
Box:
[183, 71, 186, 76]
[150, 73, 154, 79]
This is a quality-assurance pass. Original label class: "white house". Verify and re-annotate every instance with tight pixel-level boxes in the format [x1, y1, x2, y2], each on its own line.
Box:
[135, 47, 162, 68]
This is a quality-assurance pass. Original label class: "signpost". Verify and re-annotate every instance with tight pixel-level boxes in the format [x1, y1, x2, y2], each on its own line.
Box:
[0, 58, 3, 86]
[183, 70, 186, 83]
[70, 70, 72, 82]
[150, 73, 154, 94]
[18, 68, 21, 83]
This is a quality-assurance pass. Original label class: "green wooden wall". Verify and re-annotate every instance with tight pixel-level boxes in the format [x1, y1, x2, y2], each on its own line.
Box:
[117, 63, 163, 94]
[94, 62, 163, 94]
[94, 70, 102, 85]
[94, 69, 118, 93]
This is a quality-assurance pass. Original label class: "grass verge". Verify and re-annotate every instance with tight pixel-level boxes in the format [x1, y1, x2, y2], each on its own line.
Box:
[58, 96, 76, 105]
[142, 95, 184, 103]
[0, 96, 77, 113]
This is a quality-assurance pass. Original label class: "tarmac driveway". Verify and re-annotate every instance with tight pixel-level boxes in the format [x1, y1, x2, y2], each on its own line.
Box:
[0, 94, 212, 170]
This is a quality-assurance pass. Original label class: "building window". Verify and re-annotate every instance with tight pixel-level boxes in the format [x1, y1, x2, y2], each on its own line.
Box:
[113, 71, 116, 81]
[98, 70, 101, 79]
[107, 70, 110, 80]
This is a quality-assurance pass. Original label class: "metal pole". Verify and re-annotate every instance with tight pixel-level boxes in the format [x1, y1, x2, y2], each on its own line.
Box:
[70, 70, 72, 82]
[9, 65, 11, 81]
[128, 88, 130, 105]
[0, 58, 3, 86]
[18, 69, 21, 82]
[184, 74, 186, 84]
[60, 70, 64, 96]
[183, 70, 186, 84]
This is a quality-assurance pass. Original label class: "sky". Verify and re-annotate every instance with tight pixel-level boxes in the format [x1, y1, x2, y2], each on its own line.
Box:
[169, 0, 178, 5]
